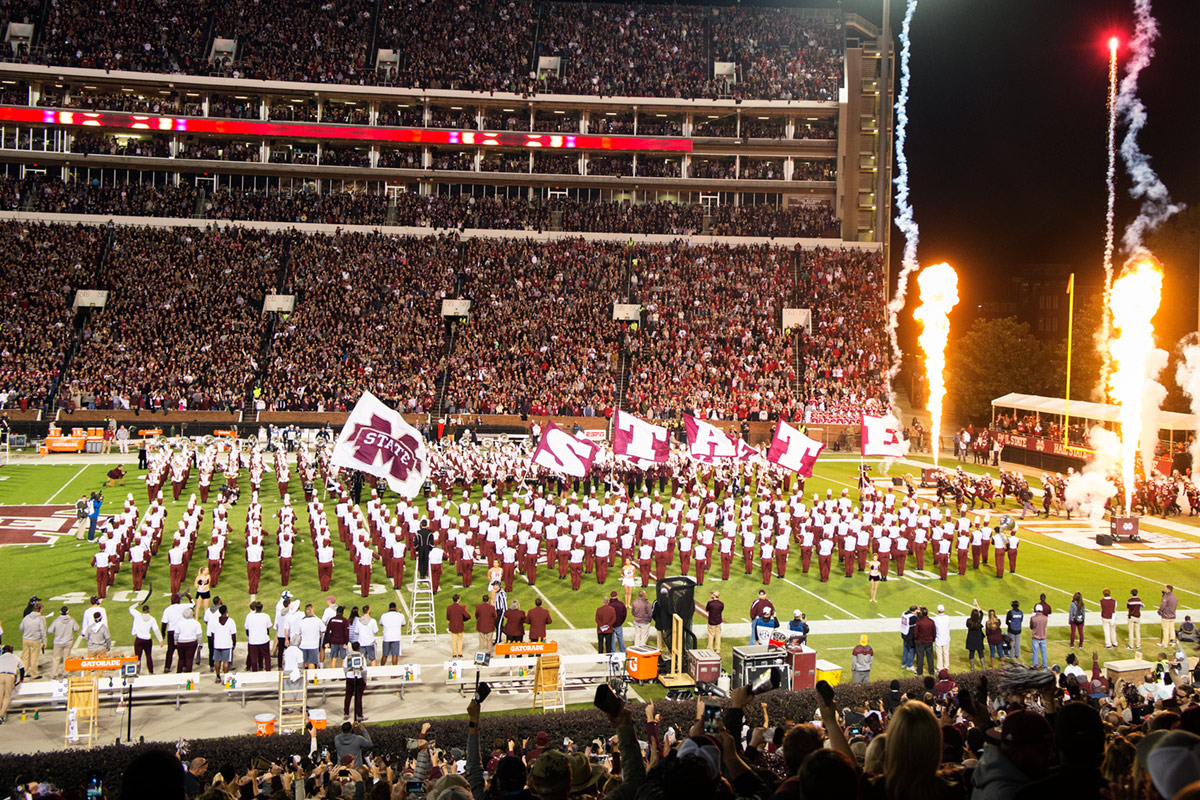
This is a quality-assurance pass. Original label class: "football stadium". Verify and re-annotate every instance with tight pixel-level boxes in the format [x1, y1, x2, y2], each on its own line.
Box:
[0, 0, 1198, 798]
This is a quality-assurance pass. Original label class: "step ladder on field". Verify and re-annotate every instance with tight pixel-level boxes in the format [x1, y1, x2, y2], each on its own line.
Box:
[278, 672, 308, 735]
[410, 575, 437, 643]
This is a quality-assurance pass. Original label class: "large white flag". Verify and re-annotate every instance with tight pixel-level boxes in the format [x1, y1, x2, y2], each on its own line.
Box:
[684, 414, 757, 463]
[531, 421, 601, 478]
[331, 391, 429, 497]
[861, 414, 909, 458]
[612, 410, 670, 465]
[766, 420, 824, 477]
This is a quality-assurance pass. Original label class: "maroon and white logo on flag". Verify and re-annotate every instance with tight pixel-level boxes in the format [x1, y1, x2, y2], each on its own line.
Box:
[332, 391, 429, 497]
[612, 410, 670, 465]
[766, 420, 824, 477]
[684, 414, 758, 463]
[861, 414, 909, 458]
[532, 421, 601, 478]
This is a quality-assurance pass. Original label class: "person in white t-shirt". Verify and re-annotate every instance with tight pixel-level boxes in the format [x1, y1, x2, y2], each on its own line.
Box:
[295, 604, 326, 668]
[209, 605, 238, 683]
[354, 606, 379, 666]
[244, 601, 273, 671]
[379, 603, 406, 665]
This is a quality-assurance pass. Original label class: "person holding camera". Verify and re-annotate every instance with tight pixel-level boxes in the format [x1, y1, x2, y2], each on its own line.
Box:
[343, 642, 368, 723]
[334, 718, 372, 768]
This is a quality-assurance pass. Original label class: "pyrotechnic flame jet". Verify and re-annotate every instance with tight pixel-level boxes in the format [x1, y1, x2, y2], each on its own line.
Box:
[912, 263, 959, 467]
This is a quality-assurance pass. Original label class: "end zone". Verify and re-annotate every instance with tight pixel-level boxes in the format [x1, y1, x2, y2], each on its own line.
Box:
[0, 505, 78, 545]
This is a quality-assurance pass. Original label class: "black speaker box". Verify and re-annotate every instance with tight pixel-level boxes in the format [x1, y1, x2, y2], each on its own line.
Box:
[656, 576, 696, 630]
[1096, 533, 1114, 546]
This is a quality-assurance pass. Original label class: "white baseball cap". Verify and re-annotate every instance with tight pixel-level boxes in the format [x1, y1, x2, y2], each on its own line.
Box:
[937, 604, 945, 612]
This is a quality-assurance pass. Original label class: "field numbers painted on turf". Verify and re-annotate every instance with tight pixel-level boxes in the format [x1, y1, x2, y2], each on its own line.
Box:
[108, 590, 143, 603]
[48, 592, 91, 604]
[369, 583, 387, 596]
[905, 570, 941, 581]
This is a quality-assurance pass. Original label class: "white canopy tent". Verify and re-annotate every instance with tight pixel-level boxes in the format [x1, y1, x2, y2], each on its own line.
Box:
[991, 392, 1199, 433]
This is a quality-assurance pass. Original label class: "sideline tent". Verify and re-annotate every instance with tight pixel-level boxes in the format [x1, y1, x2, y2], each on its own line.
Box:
[991, 392, 1198, 433]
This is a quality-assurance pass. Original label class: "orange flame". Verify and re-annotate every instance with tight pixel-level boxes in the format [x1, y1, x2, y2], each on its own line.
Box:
[913, 263, 960, 466]
[1106, 259, 1163, 511]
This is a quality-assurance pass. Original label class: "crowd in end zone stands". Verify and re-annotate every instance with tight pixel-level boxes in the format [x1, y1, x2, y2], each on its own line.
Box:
[14, 0, 841, 100]
[0, 177, 840, 238]
[0, 223, 885, 423]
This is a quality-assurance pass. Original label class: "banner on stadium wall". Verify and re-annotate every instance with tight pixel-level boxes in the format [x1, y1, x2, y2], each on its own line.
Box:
[781, 308, 812, 334]
[531, 421, 602, 478]
[613, 303, 641, 322]
[684, 414, 757, 463]
[580, 428, 607, 443]
[765, 420, 824, 477]
[332, 391, 429, 498]
[861, 414, 908, 458]
[993, 432, 1088, 459]
[612, 410, 669, 465]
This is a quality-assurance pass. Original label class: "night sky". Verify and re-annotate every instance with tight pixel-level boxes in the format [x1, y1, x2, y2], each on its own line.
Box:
[843, 0, 1200, 345]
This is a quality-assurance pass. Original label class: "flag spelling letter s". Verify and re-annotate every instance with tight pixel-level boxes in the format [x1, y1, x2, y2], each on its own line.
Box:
[331, 391, 429, 497]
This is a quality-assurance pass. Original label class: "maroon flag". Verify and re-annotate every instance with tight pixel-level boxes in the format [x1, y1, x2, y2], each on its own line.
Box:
[531, 421, 601, 478]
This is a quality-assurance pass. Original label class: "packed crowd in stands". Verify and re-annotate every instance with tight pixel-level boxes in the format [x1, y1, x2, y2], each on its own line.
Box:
[66, 226, 280, 412]
[624, 242, 802, 421]
[0, 221, 103, 409]
[0, 176, 842, 238]
[12, 652, 1200, 800]
[711, 9, 843, 101]
[12, 0, 843, 101]
[793, 247, 888, 424]
[0, 220, 880, 420]
[260, 231, 453, 412]
[442, 237, 623, 416]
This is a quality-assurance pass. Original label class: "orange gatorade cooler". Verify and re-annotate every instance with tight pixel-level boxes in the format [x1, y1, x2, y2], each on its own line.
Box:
[626, 646, 660, 681]
[254, 714, 276, 736]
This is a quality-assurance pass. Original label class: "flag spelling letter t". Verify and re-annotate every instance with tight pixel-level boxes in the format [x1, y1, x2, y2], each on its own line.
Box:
[766, 420, 824, 477]
[331, 391, 429, 497]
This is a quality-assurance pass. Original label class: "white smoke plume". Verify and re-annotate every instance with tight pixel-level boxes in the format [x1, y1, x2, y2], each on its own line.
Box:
[1115, 0, 1184, 255]
[1064, 427, 1120, 524]
[1175, 336, 1200, 486]
[885, 0, 920, 403]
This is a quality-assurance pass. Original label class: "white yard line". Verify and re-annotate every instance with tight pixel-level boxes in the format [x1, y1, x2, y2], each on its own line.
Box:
[901, 576, 974, 610]
[44, 465, 89, 504]
[394, 589, 412, 621]
[781, 577, 860, 619]
[1018, 537, 1200, 599]
[521, 577, 576, 629]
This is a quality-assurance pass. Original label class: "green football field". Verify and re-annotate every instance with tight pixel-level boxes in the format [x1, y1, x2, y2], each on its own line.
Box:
[1, 453, 1197, 686]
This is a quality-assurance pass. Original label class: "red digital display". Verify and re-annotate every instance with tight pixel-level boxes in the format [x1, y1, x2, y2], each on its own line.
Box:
[0, 106, 693, 152]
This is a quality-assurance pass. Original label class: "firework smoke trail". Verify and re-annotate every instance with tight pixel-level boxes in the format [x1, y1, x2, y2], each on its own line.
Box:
[884, 0, 919, 404]
[912, 263, 959, 467]
[1115, 0, 1183, 256]
[1098, 37, 1119, 387]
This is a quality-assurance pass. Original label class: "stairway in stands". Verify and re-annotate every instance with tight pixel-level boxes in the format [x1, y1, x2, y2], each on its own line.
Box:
[247, 235, 293, 410]
[790, 249, 806, 399]
[44, 222, 115, 414]
[615, 348, 633, 411]
[428, 319, 458, 420]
